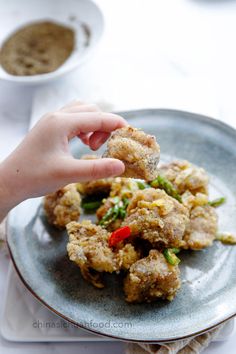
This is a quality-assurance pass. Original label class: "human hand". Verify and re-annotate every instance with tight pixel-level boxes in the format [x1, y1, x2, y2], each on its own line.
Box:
[0, 101, 127, 219]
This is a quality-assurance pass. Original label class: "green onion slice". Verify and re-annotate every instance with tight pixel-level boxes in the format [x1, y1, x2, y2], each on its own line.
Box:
[163, 248, 181, 266]
[150, 175, 182, 203]
[208, 197, 226, 208]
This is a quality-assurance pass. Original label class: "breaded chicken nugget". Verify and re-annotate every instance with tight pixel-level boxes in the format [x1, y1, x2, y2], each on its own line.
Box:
[103, 126, 160, 181]
[183, 205, 217, 250]
[124, 250, 181, 303]
[67, 220, 140, 288]
[158, 160, 209, 195]
[123, 188, 189, 248]
[44, 183, 81, 229]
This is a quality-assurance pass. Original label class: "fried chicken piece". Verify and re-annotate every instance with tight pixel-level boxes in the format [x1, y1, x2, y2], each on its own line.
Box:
[44, 184, 81, 229]
[77, 154, 113, 196]
[183, 205, 217, 250]
[67, 220, 140, 288]
[67, 220, 118, 288]
[123, 188, 189, 248]
[158, 160, 209, 195]
[124, 250, 181, 303]
[103, 126, 160, 181]
[180, 190, 217, 250]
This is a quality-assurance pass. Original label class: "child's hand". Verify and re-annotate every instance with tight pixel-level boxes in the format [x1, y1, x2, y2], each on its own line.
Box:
[0, 101, 127, 219]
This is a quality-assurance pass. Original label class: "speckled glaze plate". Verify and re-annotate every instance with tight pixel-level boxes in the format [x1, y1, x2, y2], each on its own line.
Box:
[7, 109, 236, 342]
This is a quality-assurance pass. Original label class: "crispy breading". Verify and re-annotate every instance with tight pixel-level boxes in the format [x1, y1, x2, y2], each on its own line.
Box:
[183, 205, 217, 250]
[66, 220, 140, 288]
[180, 190, 217, 250]
[103, 126, 160, 181]
[116, 243, 141, 271]
[124, 250, 181, 303]
[109, 177, 140, 199]
[158, 160, 209, 195]
[123, 188, 189, 248]
[44, 183, 81, 229]
[181, 190, 209, 210]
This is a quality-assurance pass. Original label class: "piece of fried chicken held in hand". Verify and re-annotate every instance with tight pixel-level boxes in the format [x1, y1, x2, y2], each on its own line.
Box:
[103, 126, 160, 181]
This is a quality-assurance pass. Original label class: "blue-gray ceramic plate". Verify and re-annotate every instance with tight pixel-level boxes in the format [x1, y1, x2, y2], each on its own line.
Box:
[7, 109, 236, 342]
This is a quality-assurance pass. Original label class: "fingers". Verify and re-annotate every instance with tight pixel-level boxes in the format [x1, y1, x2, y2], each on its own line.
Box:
[61, 157, 125, 182]
[61, 103, 101, 114]
[89, 131, 111, 150]
[44, 102, 127, 150]
[77, 131, 110, 150]
[61, 112, 127, 138]
[59, 100, 84, 111]
[60, 102, 102, 145]
[77, 132, 91, 145]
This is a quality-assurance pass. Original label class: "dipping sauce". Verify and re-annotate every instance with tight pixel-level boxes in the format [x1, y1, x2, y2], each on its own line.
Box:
[0, 21, 75, 76]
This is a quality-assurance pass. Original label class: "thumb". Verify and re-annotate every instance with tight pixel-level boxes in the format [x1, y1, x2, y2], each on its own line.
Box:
[62, 157, 125, 182]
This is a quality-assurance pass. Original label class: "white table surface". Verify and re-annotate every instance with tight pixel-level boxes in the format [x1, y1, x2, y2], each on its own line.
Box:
[1, 0, 236, 352]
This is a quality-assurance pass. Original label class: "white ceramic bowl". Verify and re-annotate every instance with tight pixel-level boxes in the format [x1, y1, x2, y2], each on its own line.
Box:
[0, 0, 104, 85]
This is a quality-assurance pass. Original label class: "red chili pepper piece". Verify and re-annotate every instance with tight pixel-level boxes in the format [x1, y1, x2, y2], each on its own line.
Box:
[108, 226, 131, 247]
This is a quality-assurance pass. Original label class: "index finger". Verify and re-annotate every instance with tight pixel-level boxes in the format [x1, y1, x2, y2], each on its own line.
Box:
[59, 112, 128, 138]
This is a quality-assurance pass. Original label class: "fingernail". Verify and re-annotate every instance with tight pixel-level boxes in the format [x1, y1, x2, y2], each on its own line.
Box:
[110, 160, 125, 176]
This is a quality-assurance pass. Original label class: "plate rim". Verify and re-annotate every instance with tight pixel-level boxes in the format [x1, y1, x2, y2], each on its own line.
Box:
[6, 108, 236, 343]
[6, 241, 233, 343]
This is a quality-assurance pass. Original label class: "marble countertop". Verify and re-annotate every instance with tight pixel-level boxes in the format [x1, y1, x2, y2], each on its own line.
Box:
[1, 0, 236, 352]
